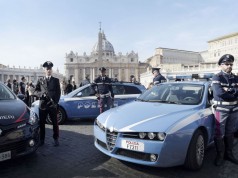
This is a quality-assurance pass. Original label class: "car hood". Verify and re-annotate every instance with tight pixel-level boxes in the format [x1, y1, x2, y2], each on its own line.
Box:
[0, 100, 29, 126]
[97, 101, 201, 132]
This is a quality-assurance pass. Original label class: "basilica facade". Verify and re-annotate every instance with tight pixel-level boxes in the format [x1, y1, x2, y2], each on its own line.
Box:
[64, 30, 148, 86]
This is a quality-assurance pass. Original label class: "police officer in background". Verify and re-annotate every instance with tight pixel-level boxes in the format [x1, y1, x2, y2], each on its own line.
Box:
[212, 54, 238, 166]
[37, 61, 61, 146]
[152, 68, 166, 85]
[93, 67, 114, 113]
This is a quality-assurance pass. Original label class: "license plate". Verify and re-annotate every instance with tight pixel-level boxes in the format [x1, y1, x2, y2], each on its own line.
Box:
[121, 140, 144, 151]
[0, 151, 11, 161]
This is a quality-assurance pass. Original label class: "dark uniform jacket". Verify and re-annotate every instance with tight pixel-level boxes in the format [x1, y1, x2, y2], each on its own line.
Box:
[93, 76, 114, 97]
[212, 71, 238, 111]
[37, 77, 61, 109]
[47, 77, 61, 103]
[153, 74, 166, 84]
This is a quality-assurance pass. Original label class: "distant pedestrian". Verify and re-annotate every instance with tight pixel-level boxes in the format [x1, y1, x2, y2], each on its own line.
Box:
[19, 77, 26, 95]
[80, 75, 90, 87]
[72, 81, 77, 90]
[12, 79, 19, 95]
[152, 68, 166, 85]
[28, 81, 36, 106]
[6, 79, 12, 90]
[60, 80, 66, 95]
[65, 80, 73, 94]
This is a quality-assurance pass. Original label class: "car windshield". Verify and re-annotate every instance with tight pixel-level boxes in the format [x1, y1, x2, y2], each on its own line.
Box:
[0, 83, 16, 100]
[137, 83, 204, 105]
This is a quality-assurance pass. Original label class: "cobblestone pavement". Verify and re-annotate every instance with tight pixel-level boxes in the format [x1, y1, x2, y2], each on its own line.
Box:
[1, 120, 238, 178]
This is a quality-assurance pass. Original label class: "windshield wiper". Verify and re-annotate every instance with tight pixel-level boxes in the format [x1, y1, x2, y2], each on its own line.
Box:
[148, 100, 181, 104]
[136, 98, 147, 102]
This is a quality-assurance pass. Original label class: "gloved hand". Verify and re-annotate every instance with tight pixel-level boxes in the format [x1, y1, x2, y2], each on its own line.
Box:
[228, 88, 237, 94]
[95, 94, 100, 100]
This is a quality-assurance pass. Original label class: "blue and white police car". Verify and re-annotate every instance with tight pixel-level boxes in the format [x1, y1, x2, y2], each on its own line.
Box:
[94, 80, 215, 170]
[31, 82, 146, 124]
[0, 82, 40, 162]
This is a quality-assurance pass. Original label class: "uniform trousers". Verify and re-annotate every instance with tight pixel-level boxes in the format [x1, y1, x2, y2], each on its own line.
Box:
[39, 107, 59, 141]
[214, 110, 237, 138]
[98, 96, 112, 113]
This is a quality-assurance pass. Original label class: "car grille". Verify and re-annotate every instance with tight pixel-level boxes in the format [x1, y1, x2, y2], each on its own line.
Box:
[116, 148, 154, 162]
[0, 140, 28, 154]
[0, 121, 27, 136]
[106, 129, 118, 151]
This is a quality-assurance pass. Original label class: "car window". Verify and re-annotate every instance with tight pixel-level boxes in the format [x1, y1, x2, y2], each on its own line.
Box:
[80, 86, 95, 97]
[138, 83, 204, 105]
[124, 85, 141, 94]
[112, 85, 125, 95]
[0, 84, 15, 100]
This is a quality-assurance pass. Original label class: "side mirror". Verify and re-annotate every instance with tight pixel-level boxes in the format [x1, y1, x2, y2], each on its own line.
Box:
[17, 94, 25, 101]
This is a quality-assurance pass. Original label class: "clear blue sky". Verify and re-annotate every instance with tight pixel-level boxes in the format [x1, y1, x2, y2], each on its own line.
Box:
[0, 0, 237, 74]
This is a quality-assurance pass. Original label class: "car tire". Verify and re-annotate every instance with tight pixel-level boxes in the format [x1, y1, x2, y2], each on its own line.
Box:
[46, 107, 67, 125]
[184, 129, 205, 171]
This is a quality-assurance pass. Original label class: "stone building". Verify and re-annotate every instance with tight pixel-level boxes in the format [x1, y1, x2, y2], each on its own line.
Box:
[65, 30, 148, 86]
[140, 32, 238, 87]
[0, 64, 63, 84]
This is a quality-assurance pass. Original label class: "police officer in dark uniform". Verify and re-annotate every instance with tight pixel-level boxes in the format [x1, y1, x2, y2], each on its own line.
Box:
[36, 61, 61, 146]
[93, 67, 114, 113]
[152, 67, 166, 84]
[212, 54, 238, 166]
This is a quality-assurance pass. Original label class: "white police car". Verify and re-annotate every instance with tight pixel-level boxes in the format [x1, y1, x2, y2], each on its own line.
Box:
[31, 82, 145, 124]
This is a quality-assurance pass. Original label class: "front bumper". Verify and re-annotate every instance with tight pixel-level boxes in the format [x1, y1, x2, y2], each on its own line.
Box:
[0, 123, 40, 162]
[94, 124, 168, 167]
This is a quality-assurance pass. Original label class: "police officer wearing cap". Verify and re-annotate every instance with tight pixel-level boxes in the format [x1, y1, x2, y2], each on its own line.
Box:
[37, 61, 61, 146]
[212, 54, 238, 166]
[93, 67, 114, 113]
[152, 67, 166, 85]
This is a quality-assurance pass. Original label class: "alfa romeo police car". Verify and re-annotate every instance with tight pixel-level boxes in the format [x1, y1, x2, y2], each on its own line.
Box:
[0, 82, 40, 162]
[94, 80, 215, 170]
[31, 82, 146, 124]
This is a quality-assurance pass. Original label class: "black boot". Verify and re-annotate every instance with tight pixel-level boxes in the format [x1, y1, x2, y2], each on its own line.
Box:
[224, 136, 238, 165]
[214, 138, 225, 166]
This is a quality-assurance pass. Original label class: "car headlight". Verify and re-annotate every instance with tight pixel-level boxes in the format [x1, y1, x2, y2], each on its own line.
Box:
[139, 132, 146, 139]
[148, 132, 156, 140]
[28, 111, 38, 125]
[95, 119, 104, 130]
[157, 132, 166, 141]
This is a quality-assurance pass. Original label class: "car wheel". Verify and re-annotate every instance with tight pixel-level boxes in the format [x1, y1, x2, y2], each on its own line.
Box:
[46, 107, 67, 125]
[184, 129, 205, 170]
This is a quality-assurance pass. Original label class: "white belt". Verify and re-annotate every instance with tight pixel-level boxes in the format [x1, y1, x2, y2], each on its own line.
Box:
[213, 100, 238, 105]
[100, 93, 111, 98]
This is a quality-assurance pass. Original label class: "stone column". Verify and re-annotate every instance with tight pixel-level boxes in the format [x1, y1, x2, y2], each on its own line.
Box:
[118, 68, 121, 81]
[0, 74, 3, 82]
[111, 68, 114, 78]
[109, 68, 112, 78]
[74, 68, 79, 86]
[83, 68, 86, 80]
[92, 68, 95, 81]
[90, 68, 93, 82]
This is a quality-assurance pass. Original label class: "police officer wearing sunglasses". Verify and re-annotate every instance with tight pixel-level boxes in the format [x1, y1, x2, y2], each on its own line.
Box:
[212, 54, 238, 166]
